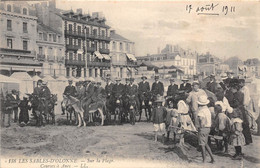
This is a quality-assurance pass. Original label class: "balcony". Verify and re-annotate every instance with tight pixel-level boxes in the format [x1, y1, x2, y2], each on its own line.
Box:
[99, 48, 110, 54]
[66, 45, 80, 51]
[84, 46, 96, 53]
[65, 30, 85, 38]
[65, 59, 85, 67]
[87, 61, 110, 68]
[0, 48, 32, 55]
[37, 54, 46, 61]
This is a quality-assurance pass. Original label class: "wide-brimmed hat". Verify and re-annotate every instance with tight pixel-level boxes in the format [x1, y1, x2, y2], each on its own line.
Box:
[197, 95, 209, 105]
[115, 77, 121, 81]
[11, 89, 17, 93]
[192, 80, 200, 86]
[170, 78, 175, 82]
[155, 95, 164, 103]
[141, 76, 147, 80]
[182, 77, 189, 81]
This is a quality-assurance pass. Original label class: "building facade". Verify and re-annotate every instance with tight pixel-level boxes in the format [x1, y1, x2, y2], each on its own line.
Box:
[36, 23, 65, 77]
[136, 45, 197, 78]
[59, 10, 111, 78]
[244, 58, 260, 77]
[0, 2, 41, 76]
[109, 30, 137, 79]
[197, 52, 222, 76]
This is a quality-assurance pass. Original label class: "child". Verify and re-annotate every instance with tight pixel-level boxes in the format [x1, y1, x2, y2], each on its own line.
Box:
[214, 104, 231, 153]
[165, 101, 178, 142]
[18, 94, 31, 127]
[197, 95, 215, 163]
[230, 111, 246, 160]
[151, 96, 167, 143]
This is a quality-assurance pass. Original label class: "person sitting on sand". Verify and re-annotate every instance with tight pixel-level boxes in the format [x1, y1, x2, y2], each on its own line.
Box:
[18, 94, 31, 127]
[151, 95, 167, 143]
[197, 95, 215, 163]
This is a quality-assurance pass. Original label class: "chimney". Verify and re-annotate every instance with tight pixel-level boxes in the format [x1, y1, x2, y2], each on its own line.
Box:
[110, 30, 115, 35]
[77, 8, 82, 14]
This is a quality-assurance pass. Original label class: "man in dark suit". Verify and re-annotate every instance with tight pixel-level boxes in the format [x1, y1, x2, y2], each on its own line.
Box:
[105, 76, 114, 113]
[64, 80, 77, 97]
[82, 78, 95, 118]
[138, 76, 151, 121]
[166, 78, 178, 107]
[112, 77, 124, 112]
[180, 78, 192, 93]
[126, 77, 139, 111]
[6, 89, 20, 123]
[206, 75, 217, 94]
[151, 75, 164, 104]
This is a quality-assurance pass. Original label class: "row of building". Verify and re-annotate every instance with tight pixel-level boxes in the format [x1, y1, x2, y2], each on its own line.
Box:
[0, 0, 137, 79]
[1, 1, 259, 80]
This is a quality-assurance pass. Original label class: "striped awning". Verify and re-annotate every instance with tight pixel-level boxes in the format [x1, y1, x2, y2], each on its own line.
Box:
[126, 53, 137, 61]
[102, 54, 111, 60]
[94, 51, 103, 59]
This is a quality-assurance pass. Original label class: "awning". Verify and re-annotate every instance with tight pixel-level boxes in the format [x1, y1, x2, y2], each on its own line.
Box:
[126, 54, 137, 61]
[94, 51, 103, 59]
[102, 54, 111, 60]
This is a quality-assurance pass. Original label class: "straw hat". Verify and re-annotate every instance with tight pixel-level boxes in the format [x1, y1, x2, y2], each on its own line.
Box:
[182, 77, 189, 81]
[141, 75, 147, 80]
[197, 95, 209, 105]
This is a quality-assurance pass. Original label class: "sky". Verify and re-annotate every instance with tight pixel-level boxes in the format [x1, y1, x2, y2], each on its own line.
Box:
[55, 0, 260, 60]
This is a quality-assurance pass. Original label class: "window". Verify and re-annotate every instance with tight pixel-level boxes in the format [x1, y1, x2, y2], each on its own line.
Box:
[120, 43, 123, 51]
[68, 24, 72, 32]
[69, 38, 72, 45]
[78, 54, 82, 61]
[7, 39, 12, 49]
[78, 39, 81, 48]
[23, 22, 27, 33]
[53, 34, 56, 42]
[23, 8, 27, 15]
[113, 42, 116, 50]
[126, 43, 129, 52]
[89, 69, 92, 77]
[93, 29, 97, 36]
[39, 33, 43, 40]
[7, 4, 12, 12]
[58, 36, 61, 43]
[85, 27, 89, 35]
[7, 19, 12, 31]
[77, 26, 81, 34]
[43, 33, 47, 41]
[39, 47, 43, 55]
[69, 53, 73, 60]
[101, 30, 105, 37]
[49, 34, 52, 41]
[23, 41, 28, 50]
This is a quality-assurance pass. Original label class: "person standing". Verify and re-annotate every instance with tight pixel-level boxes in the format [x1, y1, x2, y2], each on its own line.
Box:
[206, 75, 217, 94]
[127, 78, 139, 112]
[151, 75, 164, 104]
[18, 94, 31, 126]
[6, 89, 20, 123]
[166, 78, 178, 107]
[32, 79, 42, 117]
[105, 76, 114, 114]
[186, 81, 208, 128]
[197, 95, 215, 163]
[151, 96, 167, 143]
[138, 75, 151, 121]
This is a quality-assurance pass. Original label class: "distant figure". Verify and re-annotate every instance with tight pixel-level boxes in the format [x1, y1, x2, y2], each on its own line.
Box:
[206, 75, 217, 94]
[64, 80, 77, 97]
[151, 75, 164, 103]
[166, 78, 178, 107]
[6, 89, 20, 123]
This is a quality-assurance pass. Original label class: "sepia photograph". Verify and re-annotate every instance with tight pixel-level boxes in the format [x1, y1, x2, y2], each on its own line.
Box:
[0, 0, 260, 167]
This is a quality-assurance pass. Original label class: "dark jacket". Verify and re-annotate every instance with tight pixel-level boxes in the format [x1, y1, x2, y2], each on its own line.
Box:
[6, 93, 20, 109]
[126, 84, 138, 97]
[105, 83, 114, 97]
[33, 87, 41, 96]
[40, 86, 51, 99]
[206, 81, 217, 93]
[167, 84, 178, 97]
[180, 83, 192, 93]
[151, 106, 167, 124]
[151, 81, 164, 96]
[92, 86, 106, 101]
[84, 83, 95, 100]
[64, 85, 77, 97]
[138, 81, 150, 95]
[112, 83, 124, 97]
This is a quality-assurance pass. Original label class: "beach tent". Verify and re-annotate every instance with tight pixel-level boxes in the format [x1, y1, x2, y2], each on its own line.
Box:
[0, 74, 21, 97]
[10, 72, 33, 94]
[55, 76, 68, 101]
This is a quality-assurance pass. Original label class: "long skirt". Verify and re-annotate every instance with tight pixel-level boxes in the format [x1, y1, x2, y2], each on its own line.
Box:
[19, 109, 29, 124]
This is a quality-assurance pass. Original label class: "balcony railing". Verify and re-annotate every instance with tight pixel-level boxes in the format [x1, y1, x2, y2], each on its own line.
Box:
[65, 59, 85, 66]
[87, 61, 110, 68]
[99, 48, 110, 54]
[0, 48, 32, 54]
[65, 30, 85, 38]
[84, 46, 96, 53]
[66, 45, 80, 51]
[65, 31, 110, 41]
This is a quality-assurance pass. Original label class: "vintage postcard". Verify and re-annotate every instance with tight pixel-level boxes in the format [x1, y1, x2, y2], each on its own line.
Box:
[0, 0, 260, 168]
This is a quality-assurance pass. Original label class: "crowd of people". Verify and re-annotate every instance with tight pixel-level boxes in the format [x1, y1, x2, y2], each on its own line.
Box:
[1, 72, 258, 163]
